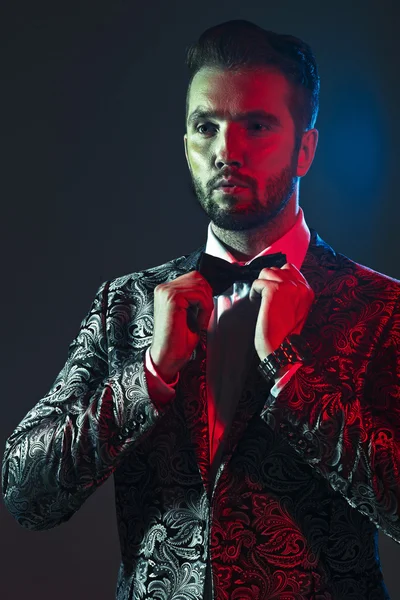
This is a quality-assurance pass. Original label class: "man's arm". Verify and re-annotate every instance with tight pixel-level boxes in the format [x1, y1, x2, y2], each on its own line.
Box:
[260, 297, 400, 542]
[1, 280, 168, 531]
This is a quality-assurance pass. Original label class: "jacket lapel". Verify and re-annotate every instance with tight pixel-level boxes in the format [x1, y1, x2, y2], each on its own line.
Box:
[168, 246, 212, 496]
[177, 329, 211, 496]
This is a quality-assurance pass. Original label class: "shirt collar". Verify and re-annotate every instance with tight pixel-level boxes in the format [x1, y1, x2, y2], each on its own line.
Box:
[205, 207, 310, 271]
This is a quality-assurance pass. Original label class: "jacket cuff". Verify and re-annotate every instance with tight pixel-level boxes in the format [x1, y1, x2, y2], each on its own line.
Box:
[143, 347, 179, 410]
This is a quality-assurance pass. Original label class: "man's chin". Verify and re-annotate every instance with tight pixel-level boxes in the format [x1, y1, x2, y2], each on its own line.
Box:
[209, 212, 268, 232]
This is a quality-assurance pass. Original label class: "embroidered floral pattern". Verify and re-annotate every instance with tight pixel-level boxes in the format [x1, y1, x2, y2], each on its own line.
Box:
[2, 229, 398, 599]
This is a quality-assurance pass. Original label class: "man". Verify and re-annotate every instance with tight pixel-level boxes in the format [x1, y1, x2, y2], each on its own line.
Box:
[2, 19, 400, 600]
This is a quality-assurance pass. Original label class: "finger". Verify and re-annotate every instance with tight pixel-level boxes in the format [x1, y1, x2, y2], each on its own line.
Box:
[197, 303, 214, 329]
[256, 266, 299, 285]
[191, 285, 214, 328]
[185, 270, 215, 300]
[165, 281, 214, 323]
[278, 262, 302, 274]
[278, 263, 310, 285]
[258, 263, 310, 289]
[248, 278, 295, 302]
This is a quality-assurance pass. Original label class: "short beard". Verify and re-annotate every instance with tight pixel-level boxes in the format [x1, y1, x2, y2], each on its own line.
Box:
[188, 161, 298, 232]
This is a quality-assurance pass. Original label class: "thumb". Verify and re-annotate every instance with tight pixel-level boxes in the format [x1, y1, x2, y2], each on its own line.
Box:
[198, 306, 213, 330]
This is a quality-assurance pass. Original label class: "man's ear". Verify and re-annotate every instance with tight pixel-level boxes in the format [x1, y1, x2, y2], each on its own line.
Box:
[296, 128, 319, 177]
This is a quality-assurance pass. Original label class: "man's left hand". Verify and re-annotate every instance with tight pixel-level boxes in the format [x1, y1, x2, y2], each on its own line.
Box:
[249, 263, 315, 360]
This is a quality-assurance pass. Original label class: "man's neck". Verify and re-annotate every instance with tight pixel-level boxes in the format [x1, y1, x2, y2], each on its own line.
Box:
[211, 204, 299, 262]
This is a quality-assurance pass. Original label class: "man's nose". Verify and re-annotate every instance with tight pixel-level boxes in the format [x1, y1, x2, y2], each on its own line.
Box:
[214, 126, 245, 169]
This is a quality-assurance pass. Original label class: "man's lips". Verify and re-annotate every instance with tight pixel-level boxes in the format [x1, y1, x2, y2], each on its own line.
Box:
[218, 184, 246, 187]
[215, 177, 249, 188]
[215, 185, 249, 194]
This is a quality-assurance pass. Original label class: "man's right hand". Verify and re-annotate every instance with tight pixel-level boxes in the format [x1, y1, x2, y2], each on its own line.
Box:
[149, 271, 214, 383]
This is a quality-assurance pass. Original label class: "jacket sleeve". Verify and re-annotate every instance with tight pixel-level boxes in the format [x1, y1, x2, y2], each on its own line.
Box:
[1, 280, 167, 531]
[260, 297, 400, 543]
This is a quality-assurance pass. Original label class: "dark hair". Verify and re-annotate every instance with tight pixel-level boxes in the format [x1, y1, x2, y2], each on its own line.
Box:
[185, 20, 320, 145]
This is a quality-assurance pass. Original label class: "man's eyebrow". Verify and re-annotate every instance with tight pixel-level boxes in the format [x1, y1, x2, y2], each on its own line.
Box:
[187, 108, 282, 127]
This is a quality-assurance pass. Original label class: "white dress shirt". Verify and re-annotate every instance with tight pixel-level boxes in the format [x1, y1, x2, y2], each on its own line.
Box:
[144, 208, 310, 476]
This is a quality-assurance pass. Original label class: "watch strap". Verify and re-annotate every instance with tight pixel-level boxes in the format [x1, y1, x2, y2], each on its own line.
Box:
[258, 334, 312, 382]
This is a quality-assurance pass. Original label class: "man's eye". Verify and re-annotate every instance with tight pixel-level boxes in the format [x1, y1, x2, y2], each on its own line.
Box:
[250, 123, 270, 131]
[195, 122, 271, 135]
[196, 123, 215, 134]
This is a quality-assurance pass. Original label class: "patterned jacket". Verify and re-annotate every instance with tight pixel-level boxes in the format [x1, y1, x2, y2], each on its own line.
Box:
[2, 229, 400, 599]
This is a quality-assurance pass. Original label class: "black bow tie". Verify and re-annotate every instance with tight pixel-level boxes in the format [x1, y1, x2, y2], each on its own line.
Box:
[197, 251, 287, 296]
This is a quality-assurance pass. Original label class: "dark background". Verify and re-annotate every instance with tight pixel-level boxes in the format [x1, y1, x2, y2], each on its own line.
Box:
[1, 0, 400, 597]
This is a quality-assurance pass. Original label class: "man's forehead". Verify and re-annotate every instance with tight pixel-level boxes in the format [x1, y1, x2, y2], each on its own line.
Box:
[188, 67, 291, 117]
[190, 66, 288, 92]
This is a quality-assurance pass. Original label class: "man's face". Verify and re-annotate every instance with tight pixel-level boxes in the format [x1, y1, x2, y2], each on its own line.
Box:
[184, 66, 303, 231]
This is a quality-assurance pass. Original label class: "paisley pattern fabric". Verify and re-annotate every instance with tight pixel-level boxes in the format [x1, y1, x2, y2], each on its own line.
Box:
[2, 229, 400, 599]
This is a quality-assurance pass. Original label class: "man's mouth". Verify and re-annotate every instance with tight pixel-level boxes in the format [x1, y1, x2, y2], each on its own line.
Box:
[216, 185, 248, 193]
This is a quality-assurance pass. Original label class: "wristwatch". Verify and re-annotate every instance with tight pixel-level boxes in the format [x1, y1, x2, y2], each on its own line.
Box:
[258, 333, 313, 382]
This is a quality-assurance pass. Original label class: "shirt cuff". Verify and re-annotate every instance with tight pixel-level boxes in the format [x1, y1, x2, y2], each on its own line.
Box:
[270, 362, 302, 398]
[144, 347, 179, 409]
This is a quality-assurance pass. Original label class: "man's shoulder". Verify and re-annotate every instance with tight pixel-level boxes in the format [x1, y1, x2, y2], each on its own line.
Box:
[106, 244, 206, 294]
[344, 253, 400, 289]
[309, 228, 400, 297]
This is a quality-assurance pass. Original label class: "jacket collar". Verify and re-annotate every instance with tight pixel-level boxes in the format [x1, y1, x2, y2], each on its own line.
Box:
[178, 227, 340, 298]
